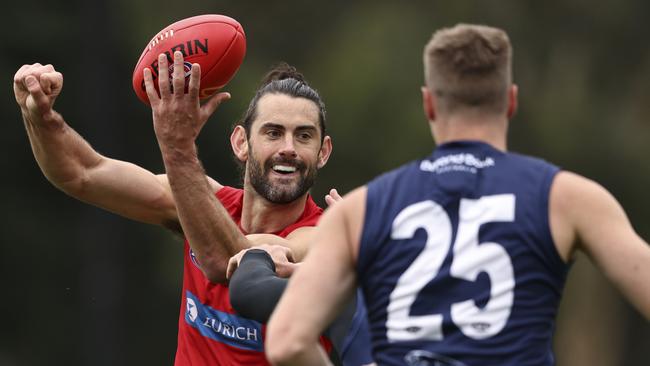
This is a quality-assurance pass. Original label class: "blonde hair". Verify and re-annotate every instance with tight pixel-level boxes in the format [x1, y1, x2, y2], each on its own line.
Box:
[424, 24, 512, 115]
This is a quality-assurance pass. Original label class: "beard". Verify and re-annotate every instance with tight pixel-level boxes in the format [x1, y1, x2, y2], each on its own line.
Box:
[247, 151, 318, 204]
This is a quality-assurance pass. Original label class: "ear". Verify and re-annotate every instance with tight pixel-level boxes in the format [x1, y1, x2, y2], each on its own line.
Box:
[507, 84, 518, 119]
[317, 135, 333, 169]
[230, 125, 248, 162]
[421, 86, 436, 121]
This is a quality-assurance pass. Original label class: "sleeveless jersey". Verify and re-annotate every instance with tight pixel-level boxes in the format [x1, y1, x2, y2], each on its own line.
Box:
[174, 186, 323, 366]
[357, 141, 568, 366]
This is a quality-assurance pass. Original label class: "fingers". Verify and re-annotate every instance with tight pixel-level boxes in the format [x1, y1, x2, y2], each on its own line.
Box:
[40, 71, 63, 96]
[14, 63, 58, 93]
[143, 68, 159, 104]
[172, 51, 185, 98]
[325, 188, 343, 206]
[14, 63, 54, 80]
[13, 64, 31, 86]
[188, 63, 201, 100]
[157, 53, 171, 99]
[24, 75, 53, 117]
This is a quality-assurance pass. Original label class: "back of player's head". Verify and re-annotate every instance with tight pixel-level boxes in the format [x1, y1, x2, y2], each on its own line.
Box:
[424, 24, 512, 116]
[238, 62, 327, 142]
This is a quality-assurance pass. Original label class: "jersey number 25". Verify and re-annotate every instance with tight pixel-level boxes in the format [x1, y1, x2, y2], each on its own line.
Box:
[386, 194, 515, 341]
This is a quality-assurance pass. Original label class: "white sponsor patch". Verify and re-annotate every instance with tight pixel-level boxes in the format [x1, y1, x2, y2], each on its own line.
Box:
[420, 153, 495, 174]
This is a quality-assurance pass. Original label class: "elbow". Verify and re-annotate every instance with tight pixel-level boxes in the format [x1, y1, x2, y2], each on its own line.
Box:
[266, 319, 310, 365]
[197, 256, 228, 284]
[48, 156, 104, 197]
[49, 171, 87, 197]
[266, 333, 307, 366]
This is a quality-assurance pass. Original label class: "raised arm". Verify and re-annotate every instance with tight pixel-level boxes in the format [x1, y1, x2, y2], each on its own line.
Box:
[550, 171, 650, 318]
[145, 52, 248, 283]
[14, 63, 179, 230]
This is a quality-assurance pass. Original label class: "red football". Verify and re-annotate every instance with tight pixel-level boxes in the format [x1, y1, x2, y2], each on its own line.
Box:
[132, 14, 246, 104]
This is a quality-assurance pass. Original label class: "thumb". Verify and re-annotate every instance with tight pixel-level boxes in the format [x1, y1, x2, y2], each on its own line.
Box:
[24, 76, 53, 116]
[200, 92, 231, 120]
[226, 256, 238, 280]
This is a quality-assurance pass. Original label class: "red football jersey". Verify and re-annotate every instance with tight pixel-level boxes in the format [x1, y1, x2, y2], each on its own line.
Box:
[174, 186, 324, 365]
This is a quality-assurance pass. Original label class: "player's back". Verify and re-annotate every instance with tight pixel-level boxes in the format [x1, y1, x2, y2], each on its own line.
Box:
[358, 140, 568, 366]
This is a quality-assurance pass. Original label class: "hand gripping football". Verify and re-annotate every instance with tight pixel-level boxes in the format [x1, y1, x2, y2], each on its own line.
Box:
[132, 14, 246, 104]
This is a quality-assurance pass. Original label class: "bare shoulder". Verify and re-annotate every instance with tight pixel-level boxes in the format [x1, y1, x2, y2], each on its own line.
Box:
[551, 170, 626, 224]
[552, 173, 650, 318]
[550, 170, 631, 260]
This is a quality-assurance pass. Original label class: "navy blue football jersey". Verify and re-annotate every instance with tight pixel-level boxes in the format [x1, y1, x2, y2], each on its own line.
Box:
[357, 141, 568, 366]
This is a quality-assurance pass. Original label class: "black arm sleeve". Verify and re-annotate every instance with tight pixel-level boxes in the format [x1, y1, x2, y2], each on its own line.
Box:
[229, 249, 356, 366]
[229, 249, 288, 323]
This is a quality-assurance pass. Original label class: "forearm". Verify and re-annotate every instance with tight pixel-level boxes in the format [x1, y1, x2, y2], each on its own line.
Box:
[23, 112, 180, 226]
[23, 111, 103, 193]
[161, 145, 249, 282]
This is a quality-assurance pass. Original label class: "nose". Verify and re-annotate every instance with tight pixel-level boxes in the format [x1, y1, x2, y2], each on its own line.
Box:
[278, 135, 297, 158]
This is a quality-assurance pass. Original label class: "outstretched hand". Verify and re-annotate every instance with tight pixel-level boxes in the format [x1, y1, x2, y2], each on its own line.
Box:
[144, 51, 231, 153]
[13, 63, 64, 128]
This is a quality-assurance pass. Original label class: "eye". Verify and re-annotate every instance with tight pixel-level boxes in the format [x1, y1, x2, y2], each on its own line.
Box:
[266, 129, 282, 139]
[297, 132, 313, 141]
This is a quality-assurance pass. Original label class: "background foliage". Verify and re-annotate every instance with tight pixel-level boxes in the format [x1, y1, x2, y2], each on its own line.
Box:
[2, 0, 648, 364]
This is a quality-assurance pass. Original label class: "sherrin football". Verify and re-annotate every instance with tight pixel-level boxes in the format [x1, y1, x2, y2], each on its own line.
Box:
[132, 14, 246, 104]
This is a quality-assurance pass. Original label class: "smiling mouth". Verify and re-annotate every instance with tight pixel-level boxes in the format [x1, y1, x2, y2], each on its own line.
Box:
[272, 165, 297, 175]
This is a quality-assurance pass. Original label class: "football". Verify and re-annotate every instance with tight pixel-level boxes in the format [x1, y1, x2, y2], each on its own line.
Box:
[132, 14, 246, 104]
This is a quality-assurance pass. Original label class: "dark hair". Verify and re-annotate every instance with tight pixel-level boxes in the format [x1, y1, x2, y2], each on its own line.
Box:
[237, 62, 327, 142]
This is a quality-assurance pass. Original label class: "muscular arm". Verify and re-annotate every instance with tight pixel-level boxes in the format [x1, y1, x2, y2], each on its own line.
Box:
[551, 171, 650, 318]
[146, 52, 248, 283]
[15, 64, 178, 229]
[266, 187, 367, 366]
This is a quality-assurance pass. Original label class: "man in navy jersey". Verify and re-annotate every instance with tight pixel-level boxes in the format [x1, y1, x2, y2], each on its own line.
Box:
[267, 24, 650, 365]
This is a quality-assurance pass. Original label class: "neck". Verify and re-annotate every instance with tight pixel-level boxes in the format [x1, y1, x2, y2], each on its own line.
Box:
[240, 185, 308, 234]
[431, 111, 508, 151]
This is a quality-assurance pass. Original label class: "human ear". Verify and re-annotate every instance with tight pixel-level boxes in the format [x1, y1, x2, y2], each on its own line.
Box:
[317, 135, 333, 169]
[421, 86, 436, 121]
[230, 125, 249, 162]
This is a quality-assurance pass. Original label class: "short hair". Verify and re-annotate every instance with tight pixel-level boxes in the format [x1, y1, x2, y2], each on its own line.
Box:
[237, 62, 327, 142]
[424, 24, 512, 115]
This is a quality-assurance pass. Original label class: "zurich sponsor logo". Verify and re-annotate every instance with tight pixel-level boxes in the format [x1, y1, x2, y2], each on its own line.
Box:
[186, 297, 198, 322]
[185, 291, 264, 351]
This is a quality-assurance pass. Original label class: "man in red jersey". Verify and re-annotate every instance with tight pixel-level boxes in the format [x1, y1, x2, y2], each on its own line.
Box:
[14, 50, 335, 365]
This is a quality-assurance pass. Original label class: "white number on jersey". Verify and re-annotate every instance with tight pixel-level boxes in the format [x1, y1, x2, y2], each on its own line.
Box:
[386, 194, 516, 342]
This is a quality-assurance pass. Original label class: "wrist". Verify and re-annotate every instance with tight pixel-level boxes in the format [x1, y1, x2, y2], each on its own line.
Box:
[22, 109, 64, 132]
[160, 143, 199, 164]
